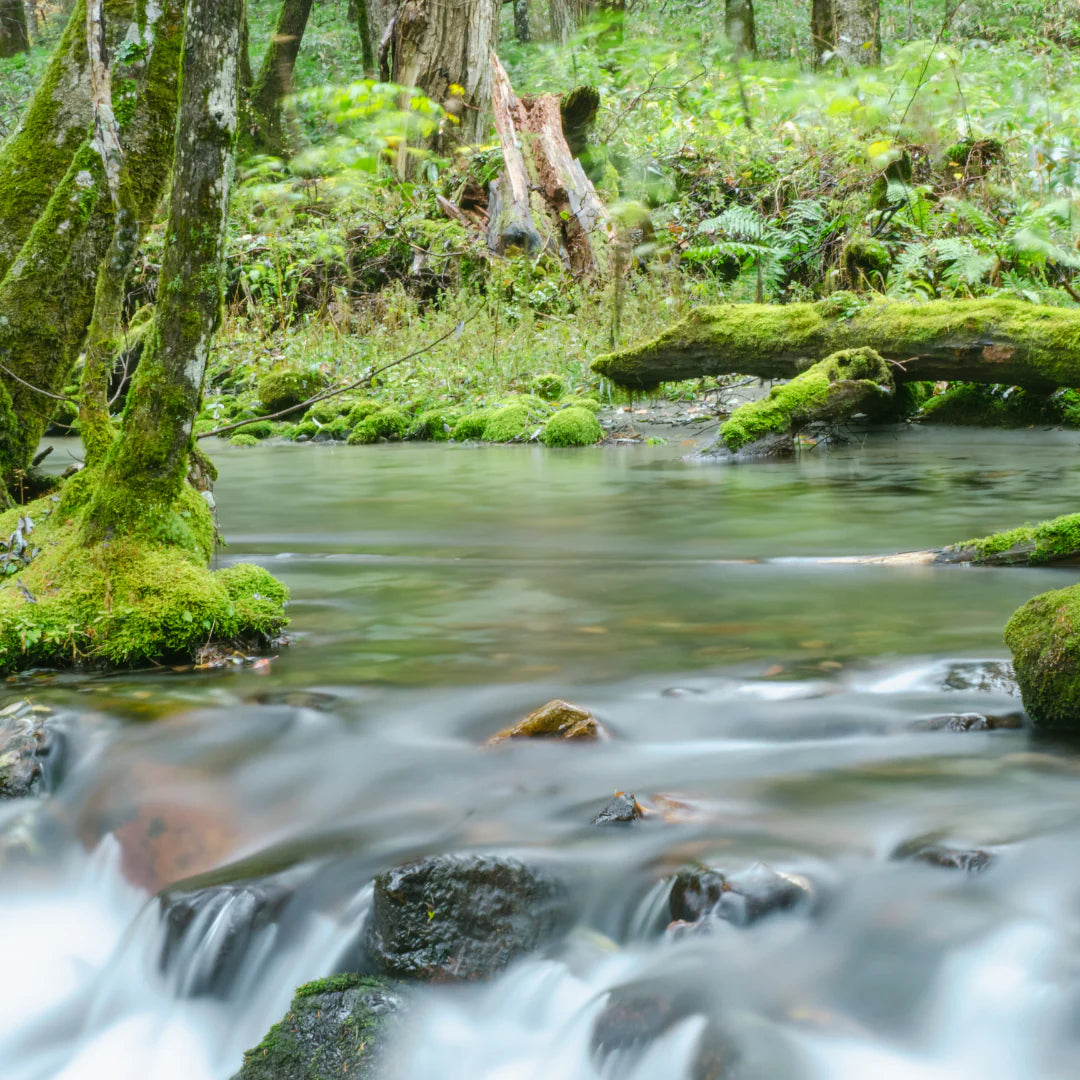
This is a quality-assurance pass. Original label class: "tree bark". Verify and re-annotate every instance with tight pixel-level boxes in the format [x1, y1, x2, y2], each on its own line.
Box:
[248, 0, 313, 156]
[0, 0, 184, 485]
[725, 0, 755, 58]
[0, 0, 29, 56]
[548, 0, 584, 45]
[91, 0, 243, 521]
[514, 0, 530, 42]
[387, 0, 500, 147]
[812, 0, 880, 67]
[348, 0, 376, 74]
[592, 299, 1080, 391]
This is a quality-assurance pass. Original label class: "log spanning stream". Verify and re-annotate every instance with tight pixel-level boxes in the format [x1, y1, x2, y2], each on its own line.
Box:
[5, 426, 1080, 1079]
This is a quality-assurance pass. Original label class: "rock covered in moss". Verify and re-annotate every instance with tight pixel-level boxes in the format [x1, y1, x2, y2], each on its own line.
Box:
[529, 373, 566, 400]
[257, 370, 323, 413]
[410, 406, 462, 441]
[1005, 584, 1080, 731]
[541, 406, 603, 447]
[482, 404, 533, 443]
[0, 701, 55, 799]
[364, 853, 572, 981]
[450, 410, 491, 441]
[347, 408, 409, 445]
[558, 396, 601, 413]
[230, 433, 259, 447]
[232, 975, 407, 1080]
[344, 399, 383, 427]
[945, 514, 1080, 567]
[487, 699, 607, 743]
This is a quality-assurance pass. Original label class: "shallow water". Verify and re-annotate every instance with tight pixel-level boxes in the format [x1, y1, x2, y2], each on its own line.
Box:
[6, 426, 1080, 1079]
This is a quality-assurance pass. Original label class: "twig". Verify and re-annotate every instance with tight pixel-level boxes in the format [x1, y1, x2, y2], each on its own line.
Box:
[197, 301, 487, 440]
[0, 363, 79, 404]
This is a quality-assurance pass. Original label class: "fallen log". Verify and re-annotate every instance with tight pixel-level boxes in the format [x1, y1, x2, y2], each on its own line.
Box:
[592, 297, 1080, 390]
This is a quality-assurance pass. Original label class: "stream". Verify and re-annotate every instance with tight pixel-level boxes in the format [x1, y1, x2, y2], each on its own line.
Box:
[6, 425, 1080, 1079]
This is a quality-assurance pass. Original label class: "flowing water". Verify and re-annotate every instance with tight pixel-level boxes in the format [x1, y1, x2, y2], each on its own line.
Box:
[6, 425, 1080, 1079]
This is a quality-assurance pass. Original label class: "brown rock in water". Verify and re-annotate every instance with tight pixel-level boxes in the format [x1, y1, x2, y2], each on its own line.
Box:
[0, 701, 55, 799]
[487, 699, 607, 744]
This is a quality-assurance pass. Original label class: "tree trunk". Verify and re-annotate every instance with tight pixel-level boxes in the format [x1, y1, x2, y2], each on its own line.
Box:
[812, 0, 880, 67]
[92, 0, 243, 518]
[725, 0, 756, 58]
[0, 0, 29, 56]
[514, 0, 530, 42]
[348, 0, 376, 74]
[388, 0, 500, 147]
[592, 299, 1080, 391]
[548, 0, 584, 45]
[248, 0, 313, 156]
[0, 0, 184, 485]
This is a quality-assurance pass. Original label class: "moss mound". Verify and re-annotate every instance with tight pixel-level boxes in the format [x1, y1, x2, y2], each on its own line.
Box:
[920, 383, 1056, 427]
[347, 408, 409, 445]
[719, 346, 894, 451]
[410, 406, 463, 441]
[344, 399, 384, 427]
[528, 373, 566, 400]
[1005, 585, 1080, 731]
[229, 433, 259, 447]
[951, 512, 1080, 566]
[540, 406, 603, 447]
[558, 396, 601, 413]
[483, 405, 533, 443]
[257, 369, 323, 413]
[451, 410, 492, 441]
[0, 480, 288, 674]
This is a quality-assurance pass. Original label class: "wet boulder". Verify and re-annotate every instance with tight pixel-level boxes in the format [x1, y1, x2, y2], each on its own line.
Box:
[364, 853, 572, 981]
[891, 839, 995, 873]
[0, 701, 56, 799]
[487, 699, 608, 744]
[592, 791, 646, 825]
[232, 975, 406, 1080]
[915, 711, 1024, 732]
[669, 863, 814, 927]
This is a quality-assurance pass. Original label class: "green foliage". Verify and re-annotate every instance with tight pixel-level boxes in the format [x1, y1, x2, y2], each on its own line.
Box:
[540, 407, 603, 447]
[347, 407, 409, 444]
[229, 433, 260, 447]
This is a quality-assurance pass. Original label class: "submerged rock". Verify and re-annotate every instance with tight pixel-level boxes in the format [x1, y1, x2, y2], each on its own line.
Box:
[592, 791, 645, 825]
[487, 699, 607, 743]
[940, 660, 1019, 696]
[0, 701, 55, 799]
[364, 853, 572, 981]
[892, 839, 995, 873]
[669, 863, 814, 927]
[232, 975, 406, 1080]
[915, 711, 1025, 732]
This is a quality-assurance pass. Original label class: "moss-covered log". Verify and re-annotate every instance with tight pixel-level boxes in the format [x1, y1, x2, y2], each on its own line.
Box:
[592, 297, 1080, 391]
[719, 346, 895, 451]
[0, 0, 183, 483]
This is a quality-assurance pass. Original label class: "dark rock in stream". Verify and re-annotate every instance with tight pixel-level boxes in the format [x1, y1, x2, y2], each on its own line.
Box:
[364, 853, 573, 981]
[691, 432, 795, 463]
[914, 711, 1025, 732]
[0, 702, 57, 799]
[669, 862, 815, 927]
[592, 791, 645, 825]
[232, 975, 407, 1080]
[940, 660, 1019, 696]
[891, 839, 996, 873]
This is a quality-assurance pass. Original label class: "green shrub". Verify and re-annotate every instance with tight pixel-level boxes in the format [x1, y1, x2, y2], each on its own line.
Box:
[529, 373, 566, 400]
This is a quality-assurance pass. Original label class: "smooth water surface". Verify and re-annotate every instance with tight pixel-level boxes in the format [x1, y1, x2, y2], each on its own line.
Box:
[6, 426, 1080, 1079]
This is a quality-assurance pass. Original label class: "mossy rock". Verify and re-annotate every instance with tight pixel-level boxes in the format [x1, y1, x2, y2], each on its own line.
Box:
[229, 434, 259, 447]
[920, 383, 1053, 427]
[450, 410, 492, 441]
[558, 397, 601, 414]
[842, 236, 891, 286]
[291, 420, 320, 440]
[483, 405, 533, 443]
[347, 408, 409, 445]
[528, 373, 566, 400]
[410, 406, 463, 441]
[0, 482, 288, 673]
[303, 399, 351, 424]
[344, 399, 384, 428]
[952, 512, 1080, 566]
[323, 417, 352, 441]
[232, 975, 408, 1080]
[540, 407, 603, 447]
[257, 370, 323, 413]
[239, 420, 275, 440]
[1006, 584, 1080, 731]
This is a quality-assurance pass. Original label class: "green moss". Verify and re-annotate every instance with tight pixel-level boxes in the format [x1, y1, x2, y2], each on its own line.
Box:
[257, 369, 323, 413]
[0, 479, 288, 674]
[557, 397, 601, 413]
[291, 420, 319, 439]
[920, 383, 1053, 427]
[528, 373, 566, 400]
[483, 405, 533, 443]
[540, 406, 603, 447]
[344, 399, 384, 427]
[409, 406, 463, 441]
[346, 408, 409, 445]
[450, 410, 493, 441]
[1005, 584, 1080, 732]
[719, 347, 894, 451]
[238, 420, 275, 439]
[894, 380, 934, 413]
[295, 974, 370, 999]
[843, 236, 891, 286]
[950, 512, 1080, 566]
[324, 417, 351, 441]
[230, 433, 259, 447]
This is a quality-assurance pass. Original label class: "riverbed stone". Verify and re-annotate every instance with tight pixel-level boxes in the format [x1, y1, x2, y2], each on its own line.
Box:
[487, 699, 607, 743]
[0, 702, 53, 799]
[592, 791, 644, 824]
[940, 659, 1019, 696]
[892, 839, 995, 873]
[669, 862, 814, 927]
[364, 853, 572, 981]
[232, 975, 406, 1080]
[915, 711, 1025, 732]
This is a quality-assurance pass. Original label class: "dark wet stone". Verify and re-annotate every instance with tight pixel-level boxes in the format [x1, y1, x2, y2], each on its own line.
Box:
[232, 975, 407, 1080]
[364, 853, 572, 981]
[941, 661, 1019, 696]
[488, 699, 607, 743]
[669, 862, 814, 927]
[692, 432, 795, 463]
[592, 791, 644, 825]
[591, 979, 736, 1080]
[916, 711, 1025, 732]
[0, 704, 55, 799]
[661, 687, 705, 698]
[892, 840, 995, 873]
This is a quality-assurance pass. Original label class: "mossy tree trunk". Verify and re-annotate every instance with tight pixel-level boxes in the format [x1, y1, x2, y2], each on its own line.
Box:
[386, 0, 499, 147]
[89, 0, 242, 528]
[0, 0, 29, 57]
[247, 0, 313, 156]
[347, 0, 376, 74]
[0, 0, 184, 486]
[592, 298, 1080, 391]
[724, 0, 756, 57]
